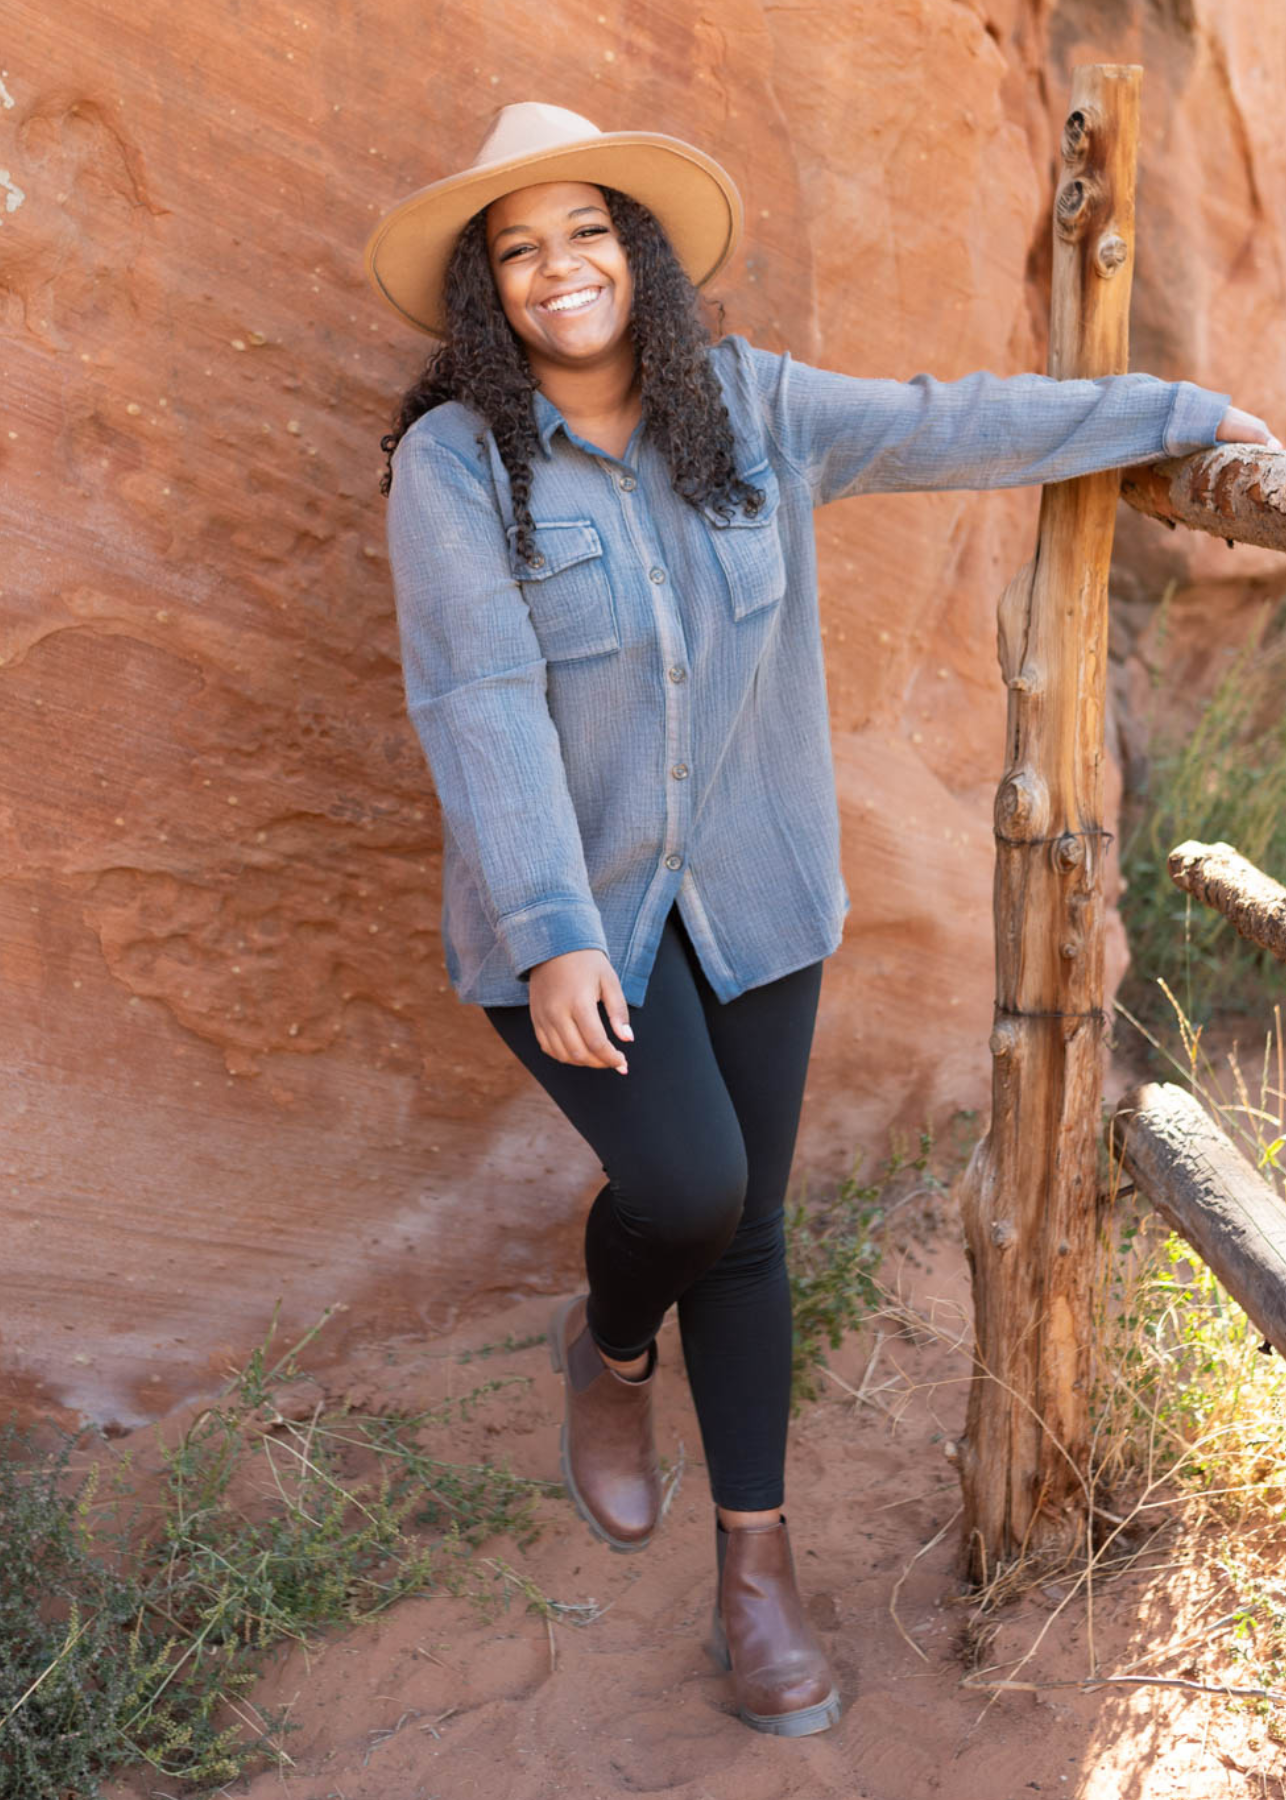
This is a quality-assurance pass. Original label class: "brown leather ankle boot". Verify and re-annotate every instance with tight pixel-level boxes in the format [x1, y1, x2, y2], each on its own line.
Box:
[709, 1512, 842, 1735]
[547, 1294, 661, 1552]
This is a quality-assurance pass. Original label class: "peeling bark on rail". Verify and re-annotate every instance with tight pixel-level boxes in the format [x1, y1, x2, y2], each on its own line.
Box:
[1120, 445, 1286, 552]
[1111, 1082, 1286, 1358]
[1167, 840, 1286, 963]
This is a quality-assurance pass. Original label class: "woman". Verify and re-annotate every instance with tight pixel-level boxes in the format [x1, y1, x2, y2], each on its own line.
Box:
[364, 101, 1277, 1737]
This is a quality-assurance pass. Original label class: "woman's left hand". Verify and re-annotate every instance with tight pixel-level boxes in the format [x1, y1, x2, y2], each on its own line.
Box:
[1216, 406, 1282, 450]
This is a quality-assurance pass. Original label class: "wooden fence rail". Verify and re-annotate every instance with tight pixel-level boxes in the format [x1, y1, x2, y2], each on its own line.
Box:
[1110, 1081, 1286, 1357]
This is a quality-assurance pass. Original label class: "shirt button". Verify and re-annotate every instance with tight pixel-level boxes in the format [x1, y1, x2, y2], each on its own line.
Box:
[649, 566, 666, 584]
[664, 854, 683, 870]
[618, 474, 637, 491]
[667, 665, 687, 683]
[670, 763, 689, 780]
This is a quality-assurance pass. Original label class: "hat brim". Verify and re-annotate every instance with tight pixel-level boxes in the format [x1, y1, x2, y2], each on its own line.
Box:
[362, 132, 743, 338]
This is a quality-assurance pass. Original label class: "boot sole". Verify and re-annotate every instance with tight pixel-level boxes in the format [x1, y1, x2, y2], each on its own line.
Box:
[707, 1607, 842, 1737]
[547, 1298, 653, 1556]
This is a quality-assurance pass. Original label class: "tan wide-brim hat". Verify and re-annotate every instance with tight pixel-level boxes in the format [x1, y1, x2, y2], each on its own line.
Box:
[362, 101, 744, 339]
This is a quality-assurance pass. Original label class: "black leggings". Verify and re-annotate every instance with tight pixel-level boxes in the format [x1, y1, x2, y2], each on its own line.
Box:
[482, 904, 824, 1511]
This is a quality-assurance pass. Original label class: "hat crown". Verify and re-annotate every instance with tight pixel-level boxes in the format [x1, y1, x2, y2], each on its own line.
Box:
[470, 102, 604, 173]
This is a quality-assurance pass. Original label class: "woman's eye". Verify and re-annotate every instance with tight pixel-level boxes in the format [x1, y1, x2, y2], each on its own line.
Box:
[497, 225, 609, 263]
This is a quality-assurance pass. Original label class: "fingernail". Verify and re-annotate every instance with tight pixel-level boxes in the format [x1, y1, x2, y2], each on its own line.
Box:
[620, 1025, 634, 1041]
[617, 1061, 629, 1076]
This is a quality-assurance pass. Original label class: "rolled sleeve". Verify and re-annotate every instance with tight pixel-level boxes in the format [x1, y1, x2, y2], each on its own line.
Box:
[733, 337, 1231, 506]
[1162, 379, 1232, 457]
[386, 423, 608, 982]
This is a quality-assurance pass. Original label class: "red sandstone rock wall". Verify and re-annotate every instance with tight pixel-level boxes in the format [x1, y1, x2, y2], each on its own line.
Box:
[2, 0, 1282, 1429]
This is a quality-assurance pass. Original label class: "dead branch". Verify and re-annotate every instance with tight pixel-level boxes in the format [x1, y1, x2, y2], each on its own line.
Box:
[1111, 1081, 1286, 1356]
[1168, 840, 1286, 962]
[1120, 445, 1286, 552]
[961, 1672, 1286, 1703]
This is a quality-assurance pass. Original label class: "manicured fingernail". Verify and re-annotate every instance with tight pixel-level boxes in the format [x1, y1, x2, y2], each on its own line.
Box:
[620, 1025, 634, 1041]
[617, 1061, 629, 1076]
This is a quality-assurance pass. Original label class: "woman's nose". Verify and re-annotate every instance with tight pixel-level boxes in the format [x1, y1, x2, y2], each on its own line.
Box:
[538, 239, 583, 277]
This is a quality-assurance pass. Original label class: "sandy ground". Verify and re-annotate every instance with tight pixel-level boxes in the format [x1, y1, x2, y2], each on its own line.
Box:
[97, 1163, 1286, 1800]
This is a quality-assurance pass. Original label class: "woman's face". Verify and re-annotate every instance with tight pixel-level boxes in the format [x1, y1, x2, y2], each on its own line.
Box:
[485, 181, 635, 375]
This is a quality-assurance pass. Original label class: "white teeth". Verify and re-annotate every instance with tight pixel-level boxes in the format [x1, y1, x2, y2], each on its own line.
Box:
[541, 287, 601, 314]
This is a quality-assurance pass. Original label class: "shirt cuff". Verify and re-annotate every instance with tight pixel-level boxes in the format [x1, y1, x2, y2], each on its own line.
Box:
[496, 898, 610, 984]
[1162, 381, 1232, 457]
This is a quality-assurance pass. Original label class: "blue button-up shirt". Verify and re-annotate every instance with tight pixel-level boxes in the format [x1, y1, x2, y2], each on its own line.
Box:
[385, 335, 1229, 1007]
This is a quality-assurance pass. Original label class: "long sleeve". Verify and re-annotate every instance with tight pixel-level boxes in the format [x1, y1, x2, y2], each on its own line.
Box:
[385, 420, 608, 980]
[734, 338, 1231, 509]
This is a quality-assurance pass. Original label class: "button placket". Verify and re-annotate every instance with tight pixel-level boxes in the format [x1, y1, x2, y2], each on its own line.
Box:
[657, 610, 689, 873]
[622, 490, 690, 886]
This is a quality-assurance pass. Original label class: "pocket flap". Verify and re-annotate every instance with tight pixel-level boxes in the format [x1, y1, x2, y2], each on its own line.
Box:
[507, 519, 604, 579]
[505, 517, 619, 663]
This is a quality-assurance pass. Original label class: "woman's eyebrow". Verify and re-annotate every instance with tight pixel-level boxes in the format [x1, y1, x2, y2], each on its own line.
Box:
[492, 206, 609, 243]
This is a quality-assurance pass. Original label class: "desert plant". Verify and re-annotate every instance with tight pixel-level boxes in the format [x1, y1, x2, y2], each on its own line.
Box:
[1087, 987, 1286, 1733]
[1118, 597, 1286, 1029]
[784, 1123, 970, 1409]
[0, 1306, 562, 1798]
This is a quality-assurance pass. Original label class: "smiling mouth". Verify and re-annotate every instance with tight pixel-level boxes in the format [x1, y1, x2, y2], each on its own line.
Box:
[537, 286, 604, 316]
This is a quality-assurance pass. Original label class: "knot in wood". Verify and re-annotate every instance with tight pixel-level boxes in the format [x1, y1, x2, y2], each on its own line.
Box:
[995, 768, 1050, 840]
[990, 1218, 1016, 1250]
[1052, 832, 1085, 873]
[1055, 176, 1099, 242]
[1094, 232, 1128, 278]
[1060, 107, 1091, 166]
[988, 1023, 1018, 1059]
[1059, 939, 1081, 960]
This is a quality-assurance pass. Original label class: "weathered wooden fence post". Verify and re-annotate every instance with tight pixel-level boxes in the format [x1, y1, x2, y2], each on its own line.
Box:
[957, 64, 1142, 1581]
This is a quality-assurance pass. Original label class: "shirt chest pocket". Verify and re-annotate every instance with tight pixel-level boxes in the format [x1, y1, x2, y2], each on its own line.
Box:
[508, 519, 621, 664]
[699, 460, 787, 622]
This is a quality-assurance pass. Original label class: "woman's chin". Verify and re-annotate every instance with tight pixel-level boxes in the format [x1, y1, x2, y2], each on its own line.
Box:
[534, 323, 627, 365]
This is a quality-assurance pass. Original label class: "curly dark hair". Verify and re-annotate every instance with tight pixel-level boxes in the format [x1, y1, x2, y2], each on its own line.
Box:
[377, 184, 763, 565]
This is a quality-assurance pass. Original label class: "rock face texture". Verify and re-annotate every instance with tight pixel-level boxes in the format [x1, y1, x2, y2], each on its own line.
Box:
[2, 1, 1283, 1428]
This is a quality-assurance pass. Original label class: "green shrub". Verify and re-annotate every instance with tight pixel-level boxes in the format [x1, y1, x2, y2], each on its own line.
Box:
[0, 1306, 560, 1797]
[785, 1124, 967, 1410]
[1118, 599, 1286, 1028]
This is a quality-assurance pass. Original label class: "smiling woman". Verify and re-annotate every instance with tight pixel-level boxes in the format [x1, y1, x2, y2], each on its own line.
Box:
[362, 100, 1272, 1741]
[485, 185, 640, 458]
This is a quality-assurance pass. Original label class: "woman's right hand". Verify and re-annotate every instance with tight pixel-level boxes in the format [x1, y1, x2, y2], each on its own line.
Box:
[527, 949, 634, 1074]
[1216, 406, 1282, 450]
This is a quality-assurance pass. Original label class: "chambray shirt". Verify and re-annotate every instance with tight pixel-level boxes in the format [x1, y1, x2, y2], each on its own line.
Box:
[385, 334, 1230, 1007]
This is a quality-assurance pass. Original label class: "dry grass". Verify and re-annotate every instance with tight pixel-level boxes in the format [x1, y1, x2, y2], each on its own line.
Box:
[829, 993, 1286, 1740]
